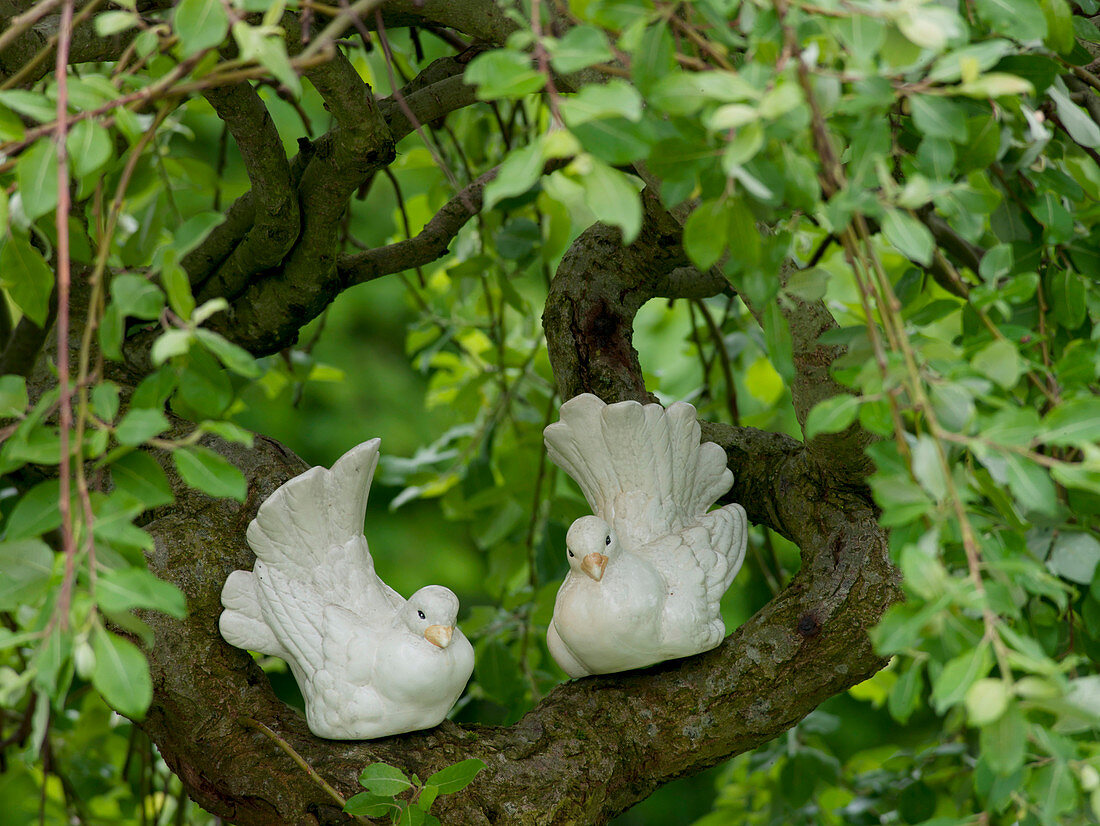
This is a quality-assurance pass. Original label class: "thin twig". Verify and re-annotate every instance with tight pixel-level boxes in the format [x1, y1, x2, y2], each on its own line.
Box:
[239, 717, 368, 823]
[372, 10, 470, 208]
[693, 299, 740, 425]
[54, 0, 77, 632]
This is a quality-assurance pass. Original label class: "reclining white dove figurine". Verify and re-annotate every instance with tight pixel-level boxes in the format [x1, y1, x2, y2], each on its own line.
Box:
[219, 439, 474, 739]
[544, 394, 748, 678]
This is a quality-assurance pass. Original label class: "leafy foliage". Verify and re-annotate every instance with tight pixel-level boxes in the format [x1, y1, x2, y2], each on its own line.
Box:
[343, 758, 487, 824]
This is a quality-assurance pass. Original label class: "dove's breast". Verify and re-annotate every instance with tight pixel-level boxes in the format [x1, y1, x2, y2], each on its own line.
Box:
[552, 555, 668, 675]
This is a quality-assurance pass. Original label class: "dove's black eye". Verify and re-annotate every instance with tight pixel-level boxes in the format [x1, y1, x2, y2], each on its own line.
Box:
[605, 535, 611, 546]
[567, 549, 575, 557]
[417, 610, 426, 620]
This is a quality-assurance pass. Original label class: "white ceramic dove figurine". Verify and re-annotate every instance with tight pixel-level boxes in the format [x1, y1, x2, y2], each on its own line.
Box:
[544, 394, 748, 678]
[219, 439, 474, 739]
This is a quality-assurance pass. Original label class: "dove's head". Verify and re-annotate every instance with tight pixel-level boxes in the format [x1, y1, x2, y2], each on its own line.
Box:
[566, 515, 618, 582]
[404, 585, 461, 649]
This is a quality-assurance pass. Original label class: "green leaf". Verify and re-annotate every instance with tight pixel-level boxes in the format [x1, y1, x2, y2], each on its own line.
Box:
[357, 762, 412, 796]
[65, 120, 113, 182]
[483, 140, 545, 211]
[931, 641, 993, 713]
[173, 446, 246, 501]
[804, 395, 860, 439]
[559, 80, 643, 125]
[881, 209, 934, 266]
[115, 408, 170, 446]
[92, 492, 153, 554]
[3, 480, 61, 541]
[1049, 82, 1100, 149]
[110, 450, 174, 508]
[975, 0, 1047, 41]
[476, 638, 523, 705]
[464, 49, 545, 100]
[579, 159, 641, 243]
[161, 259, 195, 320]
[343, 791, 396, 817]
[0, 538, 53, 610]
[683, 200, 730, 271]
[151, 329, 195, 365]
[91, 382, 120, 423]
[966, 678, 1010, 725]
[15, 139, 59, 221]
[174, 0, 230, 56]
[95, 10, 139, 36]
[1041, 397, 1100, 446]
[398, 805, 426, 826]
[170, 212, 226, 258]
[1047, 532, 1100, 584]
[175, 347, 233, 418]
[91, 627, 152, 718]
[0, 233, 54, 326]
[194, 329, 262, 378]
[231, 22, 301, 97]
[1041, 0, 1075, 54]
[34, 625, 72, 695]
[98, 567, 187, 618]
[909, 95, 968, 143]
[111, 273, 165, 320]
[547, 25, 613, 74]
[725, 200, 761, 274]
[971, 338, 1021, 390]
[0, 89, 54, 122]
[897, 5, 965, 51]
[888, 658, 925, 724]
[1002, 452, 1059, 516]
[957, 73, 1034, 98]
[199, 420, 254, 447]
[1032, 760, 1078, 818]
[928, 39, 1015, 83]
[0, 374, 28, 417]
[0, 102, 25, 142]
[762, 302, 794, 385]
[425, 759, 487, 794]
[416, 784, 439, 811]
[721, 122, 765, 171]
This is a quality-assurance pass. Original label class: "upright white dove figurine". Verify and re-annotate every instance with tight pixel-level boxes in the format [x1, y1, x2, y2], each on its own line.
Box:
[544, 394, 748, 678]
[219, 439, 474, 739]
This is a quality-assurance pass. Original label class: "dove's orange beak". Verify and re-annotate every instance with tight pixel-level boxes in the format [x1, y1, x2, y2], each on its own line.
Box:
[581, 552, 608, 582]
[424, 625, 454, 649]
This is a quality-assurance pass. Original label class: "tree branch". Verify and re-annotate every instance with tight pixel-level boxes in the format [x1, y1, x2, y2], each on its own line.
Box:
[337, 158, 565, 287]
[208, 45, 396, 355]
[193, 82, 300, 303]
[18, 167, 901, 826]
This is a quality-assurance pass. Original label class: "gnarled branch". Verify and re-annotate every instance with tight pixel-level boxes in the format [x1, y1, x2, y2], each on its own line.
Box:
[122, 192, 900, 826]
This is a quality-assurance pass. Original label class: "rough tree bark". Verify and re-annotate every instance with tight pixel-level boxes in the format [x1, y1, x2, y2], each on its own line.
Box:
[7, 2, 904, 823]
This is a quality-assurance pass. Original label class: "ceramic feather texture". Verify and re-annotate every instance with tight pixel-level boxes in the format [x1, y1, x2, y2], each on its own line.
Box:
[219, 439, 474, 739]
[544, 394, 748, 677]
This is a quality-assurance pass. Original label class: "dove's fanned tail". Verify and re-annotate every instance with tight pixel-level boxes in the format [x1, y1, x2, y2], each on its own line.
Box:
[544, 394, 734, 525]
[245, 439, 381, 571]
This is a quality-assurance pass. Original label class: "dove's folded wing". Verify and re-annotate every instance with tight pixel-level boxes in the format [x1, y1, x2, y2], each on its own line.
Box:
[314, 536, 403, 625]
[219, 570, 288, 659]
[697, 503, 748, 600]
[253, 561, 328, 674]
